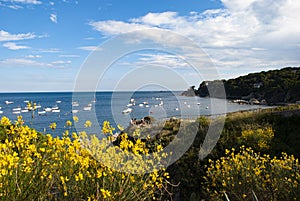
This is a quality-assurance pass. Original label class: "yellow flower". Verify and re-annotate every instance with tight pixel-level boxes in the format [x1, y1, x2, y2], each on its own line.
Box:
[73, 116, 79, 122]
[49, 122, 57, 130]
[102, 121, 115, 134]
[156, 145, 163, 152]
[65, 120, 72, 127]
[1, 116, 11, 126]
[84, 120, 92, 128]
[100, 189, 111, 198]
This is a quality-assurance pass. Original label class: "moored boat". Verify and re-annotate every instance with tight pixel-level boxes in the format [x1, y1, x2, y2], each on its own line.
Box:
[83, 106, 92, 111]
[12, 107, 21, 111]
[122, 108, 133, 114]
[5, 101, 14, 105]
[72, 109, 79, 114]
[38, 111, 47, 115]
[44, 108, 52, 112]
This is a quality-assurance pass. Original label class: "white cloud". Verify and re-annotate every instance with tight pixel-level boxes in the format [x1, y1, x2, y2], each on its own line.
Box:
[77, 46, 102, 51]
[26, 54, 42, 58]
[7, 4, 22, 9]
[0, 58, 69, 68]
[89, 20, 151, 36]
[50, 14, 57, 23]
[135, 53, 190, 69]
[52, 60, 71, 65]
[39, 48, 61, 53]
[1, 0, 42, 4]
[0, 58, 51, 68]
[88, 0, 300, 77]
[59, 54, 80, 58]
[84, 37, 96, 40]
[3, 42, 29, 50]
[130, 12, 180, 27]
[0, 30, 36, 42]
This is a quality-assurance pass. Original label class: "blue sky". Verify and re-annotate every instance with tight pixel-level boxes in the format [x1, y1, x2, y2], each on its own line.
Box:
[0, 0, 300, 92]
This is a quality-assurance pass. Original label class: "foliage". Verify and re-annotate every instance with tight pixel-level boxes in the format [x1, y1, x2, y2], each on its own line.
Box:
[238, 125, 274, 151]
[165, 106, 300, 200]
[196, 67, 300, 104]
[204, 146, 300, 201]
[0, 116, 171, 201]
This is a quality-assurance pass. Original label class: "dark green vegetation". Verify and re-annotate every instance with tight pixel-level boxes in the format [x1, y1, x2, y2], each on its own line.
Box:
[184, 67, 300, 105]
[129, 105, 300, 200]
[2, 105, 300, 200]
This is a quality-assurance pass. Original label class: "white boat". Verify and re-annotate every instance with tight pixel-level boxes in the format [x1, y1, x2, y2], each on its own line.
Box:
[130, 98, 135, 103]
[56, 100, 62, 104]
[0, 107, 2, 109]
[83, 106, 92, 111]
[127, 103, 133, 107]
[122, 108, 133, 114]
[175, 107, 179, 111]
[72, 102, 79, 107]
[91, 99, 96, 103]
[52, 106, 59, 110]
[72, 109, 79, 114]
[5, 101, 14, 105]
[206, 106, 209, 109]
[38, 111, 47, 115]
[139, 103, 144, 107]
[0, 111, 3, 114]
[35, 105, 42, 109]
[145, 105, 150, 108]
[12, 111, 21, 114]
[12, 107, 21, 111]
[187, 105, 191, 108]
[158, 101, 163, 106]
[24, 100, 29, 103]
[87, 103, 92, 107]
[197, 102, 201, 105]
[21, 109, 29, 113]
[44, 108, 52, 112]
[143, 101, 149, 105]
[52, 109, 60, 113]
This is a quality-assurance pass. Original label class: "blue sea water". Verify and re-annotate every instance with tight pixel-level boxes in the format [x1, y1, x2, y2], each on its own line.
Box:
[0, 91, 265, 136]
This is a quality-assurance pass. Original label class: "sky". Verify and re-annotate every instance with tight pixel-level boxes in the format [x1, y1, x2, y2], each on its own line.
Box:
[0, 0, 300, 92]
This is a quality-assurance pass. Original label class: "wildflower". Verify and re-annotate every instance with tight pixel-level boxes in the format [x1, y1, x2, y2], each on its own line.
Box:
[65, 120, 72, 127]
[84, 120, 92, 128]
[73, 116, 79, 122]
[102, 121, 115, 134]
[49, 122, 57, 130]
[100, 189, 111, 198]
[0, 116, 11, 126]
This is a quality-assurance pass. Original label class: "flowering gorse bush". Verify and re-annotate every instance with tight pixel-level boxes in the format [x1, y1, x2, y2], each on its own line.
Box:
[0, 116, 171, 200]
[204, 146, 300, 201]
[238, 126, 274, 151]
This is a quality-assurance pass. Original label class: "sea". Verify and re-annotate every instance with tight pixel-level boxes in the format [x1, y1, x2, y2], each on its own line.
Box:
[0, 91, 266, 136]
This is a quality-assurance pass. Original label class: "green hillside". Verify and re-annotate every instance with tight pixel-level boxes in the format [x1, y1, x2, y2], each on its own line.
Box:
[195, 67, 300, 105]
